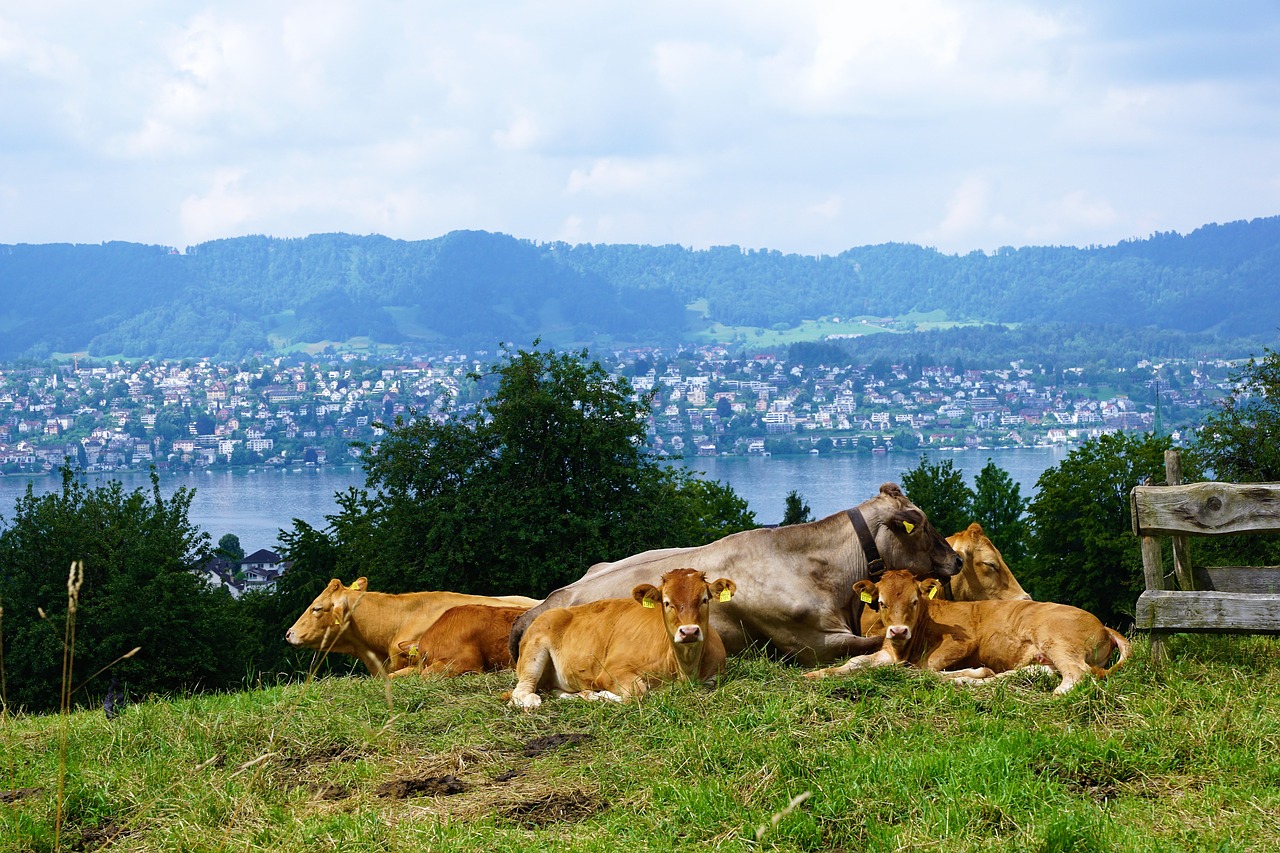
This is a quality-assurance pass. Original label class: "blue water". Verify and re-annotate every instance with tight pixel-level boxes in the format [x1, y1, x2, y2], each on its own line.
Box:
[0, 447, 1066, 553]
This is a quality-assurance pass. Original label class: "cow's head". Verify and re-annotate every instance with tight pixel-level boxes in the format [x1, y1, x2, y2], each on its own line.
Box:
[863, 483, 961, 580]
[633, 568, 736, 648]
[284, 577, 368, 650]
[854, 569, 940, 651]
[946, 523, 1031, 601]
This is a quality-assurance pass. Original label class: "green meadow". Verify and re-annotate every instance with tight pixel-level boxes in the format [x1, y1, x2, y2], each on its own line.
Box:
[4, 634, 1279, 852]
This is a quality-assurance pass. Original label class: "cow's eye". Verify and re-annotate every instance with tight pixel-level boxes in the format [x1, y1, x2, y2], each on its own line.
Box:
[981, 561, 998, 573]
[311, 607, 323, 614]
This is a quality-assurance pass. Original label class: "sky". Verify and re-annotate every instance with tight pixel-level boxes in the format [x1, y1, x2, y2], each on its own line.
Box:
[3, 2, 1279, 257]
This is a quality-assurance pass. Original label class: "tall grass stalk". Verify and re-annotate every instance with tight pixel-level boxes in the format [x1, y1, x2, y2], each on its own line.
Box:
[54, 561, 83, 851]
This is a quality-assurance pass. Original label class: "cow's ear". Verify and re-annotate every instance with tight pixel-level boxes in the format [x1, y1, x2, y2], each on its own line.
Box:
[920, 579, 943, 601]
[891, 509, 926, 534]
[853, 579, 879, 610]
[633, 584, 660, 608]
[324, 578, 343, 592]
[347, 577, 368, 591]
[709, 578, 736, 603]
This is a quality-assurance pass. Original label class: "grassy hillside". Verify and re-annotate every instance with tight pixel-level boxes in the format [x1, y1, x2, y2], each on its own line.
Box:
[4, 635, 1279, 852]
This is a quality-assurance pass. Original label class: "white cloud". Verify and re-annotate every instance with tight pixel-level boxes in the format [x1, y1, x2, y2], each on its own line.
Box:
[1, 2, 1277, 253]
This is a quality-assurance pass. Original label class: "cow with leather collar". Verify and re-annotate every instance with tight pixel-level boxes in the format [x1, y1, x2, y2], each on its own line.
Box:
[509, 483, 961, 667]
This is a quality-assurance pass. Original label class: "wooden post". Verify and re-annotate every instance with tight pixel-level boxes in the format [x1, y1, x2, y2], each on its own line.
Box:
[1165, 449, 1196, 592]
[1139, 533, 1168, 667]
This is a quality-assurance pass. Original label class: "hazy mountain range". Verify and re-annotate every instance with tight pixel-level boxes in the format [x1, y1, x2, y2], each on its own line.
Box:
[1, 216, 1277, 362]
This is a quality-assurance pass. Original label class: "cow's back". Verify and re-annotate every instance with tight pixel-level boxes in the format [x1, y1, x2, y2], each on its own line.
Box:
[511, 520, 858, 662]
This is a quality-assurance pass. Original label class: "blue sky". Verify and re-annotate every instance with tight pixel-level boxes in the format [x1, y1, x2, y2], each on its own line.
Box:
[3, 1, 1278, 255]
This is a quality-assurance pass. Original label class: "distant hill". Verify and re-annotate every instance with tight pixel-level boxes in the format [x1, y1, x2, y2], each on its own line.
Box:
[1, 217, 1277, 361]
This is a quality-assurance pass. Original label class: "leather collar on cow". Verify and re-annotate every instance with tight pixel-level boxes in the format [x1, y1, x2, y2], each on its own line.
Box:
[846, 508, 885, 579]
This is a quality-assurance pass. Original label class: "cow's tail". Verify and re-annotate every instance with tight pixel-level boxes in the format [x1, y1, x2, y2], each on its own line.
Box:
[1091, 627, 1132, 679]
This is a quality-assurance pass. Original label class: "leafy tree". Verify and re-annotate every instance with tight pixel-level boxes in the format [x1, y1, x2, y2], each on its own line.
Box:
[1194, 347, 1280, 482]
[780, 490, 812, 526]
[0, 466, 254, 712]
[1191, 348, 1280, 566]
[217, 533, 245, 562]
[899, 455, 974, 538]
[321, 344, 755, 598]
[1022, 432, 1199, 627]
[970, 459, 1029, 569]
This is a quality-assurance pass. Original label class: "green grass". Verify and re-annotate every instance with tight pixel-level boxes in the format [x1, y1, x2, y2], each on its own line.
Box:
[3, 634, 1279, 851]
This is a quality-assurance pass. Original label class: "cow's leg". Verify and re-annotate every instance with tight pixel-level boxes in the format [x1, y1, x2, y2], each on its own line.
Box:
[509, 637, 553, 709]
[940, 667, 997, 685]
[1049, 658, 1092, 695]
[803, 648, 899, 678]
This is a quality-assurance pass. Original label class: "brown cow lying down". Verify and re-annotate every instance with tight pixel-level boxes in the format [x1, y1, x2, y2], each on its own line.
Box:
[510, 483, 961, 666]
[393, 604, 527, 677]
[285, 577, 539, 676]
[509, 568, 736, 709]
[861, 522, 1030, 636]
[808, 570, 1131, 695]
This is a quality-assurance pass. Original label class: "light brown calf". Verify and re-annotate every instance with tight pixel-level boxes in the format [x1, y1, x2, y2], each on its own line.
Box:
[285, 577, 538, 676]
[393, 604, 527, 676]
[810, 570, 1130, 694]
[861, 523, 1030, 635]
[509, 568, 736, 709]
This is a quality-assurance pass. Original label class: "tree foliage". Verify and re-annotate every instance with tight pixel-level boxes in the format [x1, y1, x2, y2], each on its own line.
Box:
[1022, 432, 1199, 628]
[287, 345, 756, 600]
[1194, 347, 1280, 483]
[971, 459, 1030, 570]
[780, 490, 813, 526]
[0, 467, 254, 713]
[899, 455, 974, 539]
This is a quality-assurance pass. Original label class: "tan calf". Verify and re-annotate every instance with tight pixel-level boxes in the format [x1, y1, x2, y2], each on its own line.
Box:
[861, 523, 1030, 635]
[394, 604, 527, 676]
[810, 570, 1130, 694]
[509, 568, 736, 709]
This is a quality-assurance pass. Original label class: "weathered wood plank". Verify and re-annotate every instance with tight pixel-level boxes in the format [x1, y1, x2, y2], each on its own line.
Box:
[1131, 482, 1280, 537]
[1134, 590, 1280, 634]
[1191, 565, 1280, 594]
[1165, 450, 1197, 591]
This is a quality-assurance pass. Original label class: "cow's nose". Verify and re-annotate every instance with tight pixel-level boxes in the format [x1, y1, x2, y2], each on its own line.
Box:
[887, 625, 911, 641]
[676, 625, 702, 642]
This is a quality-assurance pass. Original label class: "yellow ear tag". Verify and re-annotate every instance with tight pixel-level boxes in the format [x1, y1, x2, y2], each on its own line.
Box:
[927, 586, 938, 600]
[642, 598, 655, 608]
[860, 591, 873, 604]
[719, 589, 733, 602]
[903, 521, 915, 533]
[408, 644, 419, 661]
[347, 580, 364, 591]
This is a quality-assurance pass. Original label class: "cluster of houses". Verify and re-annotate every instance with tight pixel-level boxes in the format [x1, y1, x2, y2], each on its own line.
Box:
[0, 345, 1229, 478]
[198, 548, 290, 598]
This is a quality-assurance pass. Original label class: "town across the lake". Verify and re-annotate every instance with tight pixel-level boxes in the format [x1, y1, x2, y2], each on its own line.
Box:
[0, 344, 1229, 475]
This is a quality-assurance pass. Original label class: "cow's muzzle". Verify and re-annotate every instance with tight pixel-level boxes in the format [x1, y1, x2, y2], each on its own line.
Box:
[674, 625, 703, 643]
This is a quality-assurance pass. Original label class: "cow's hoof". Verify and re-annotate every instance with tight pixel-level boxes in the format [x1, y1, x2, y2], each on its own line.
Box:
[511, 692, 541, 709]
[803, 669, 830, 679]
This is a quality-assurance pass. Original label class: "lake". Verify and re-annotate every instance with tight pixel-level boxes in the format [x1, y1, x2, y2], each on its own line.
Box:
[0, 447, 1069, 553]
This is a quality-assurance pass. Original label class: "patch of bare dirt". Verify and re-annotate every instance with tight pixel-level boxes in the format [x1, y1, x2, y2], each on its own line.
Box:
[375, 775, 467, 799]
[500, 790, 606, 827]
[522, 732, 593, 756]
[0, 787, 41, 803]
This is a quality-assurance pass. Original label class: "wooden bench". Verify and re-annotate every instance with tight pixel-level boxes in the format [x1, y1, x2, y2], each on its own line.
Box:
[1130, 451, 1280, 665]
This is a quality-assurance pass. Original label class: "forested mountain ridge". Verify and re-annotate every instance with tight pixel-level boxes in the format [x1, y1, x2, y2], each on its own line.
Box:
[1, 216, 1276, 360]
